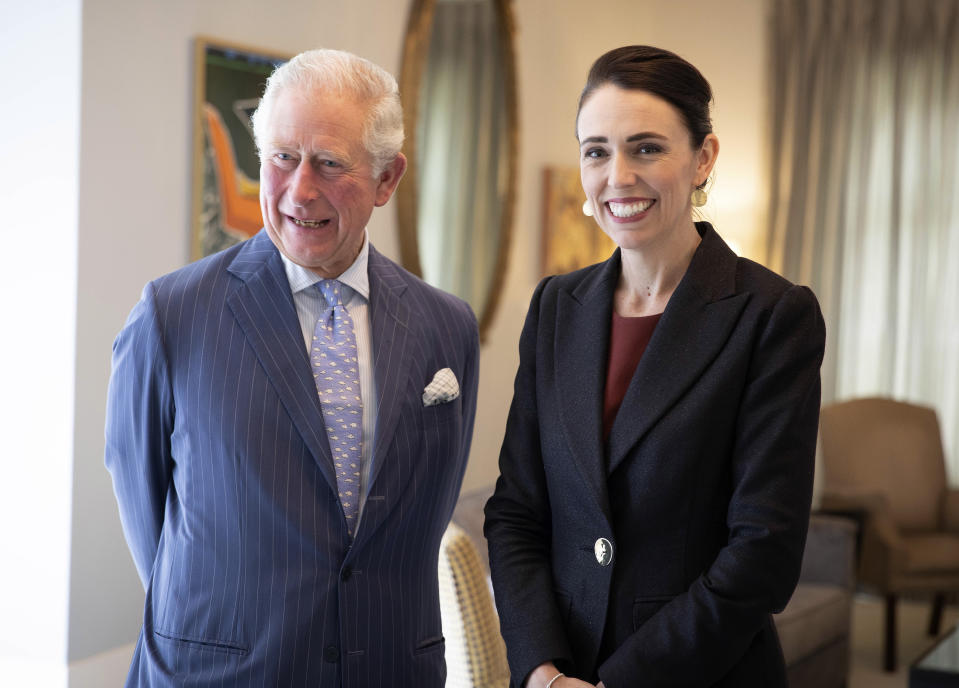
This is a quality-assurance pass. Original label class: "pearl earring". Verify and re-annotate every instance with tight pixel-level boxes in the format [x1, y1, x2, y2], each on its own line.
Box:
[582, 199, 594, 217]
[691, 188, 707, 207]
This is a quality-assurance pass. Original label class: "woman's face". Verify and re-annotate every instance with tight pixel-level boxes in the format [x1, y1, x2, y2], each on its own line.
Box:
[577, 84, 718, 253]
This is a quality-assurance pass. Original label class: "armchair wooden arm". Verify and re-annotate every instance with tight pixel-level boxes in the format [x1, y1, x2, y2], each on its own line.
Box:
[943, 488, 959, 533]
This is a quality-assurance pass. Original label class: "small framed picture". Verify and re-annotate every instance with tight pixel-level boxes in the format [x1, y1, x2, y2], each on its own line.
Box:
[541, 166, 615, 276]
[191, 37, 289, 260]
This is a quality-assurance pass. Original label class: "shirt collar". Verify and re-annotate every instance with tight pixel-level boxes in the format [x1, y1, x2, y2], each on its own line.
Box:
[280, 233, 371, 301]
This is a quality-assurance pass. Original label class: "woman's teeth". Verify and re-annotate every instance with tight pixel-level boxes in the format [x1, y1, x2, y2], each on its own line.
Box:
[607, 200, 654, 218]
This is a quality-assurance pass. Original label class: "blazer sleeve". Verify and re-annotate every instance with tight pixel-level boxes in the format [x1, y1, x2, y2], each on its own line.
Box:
[104, 283, 175, 588]
[484, 276, 575, 685]
[599, 284, 826, 687]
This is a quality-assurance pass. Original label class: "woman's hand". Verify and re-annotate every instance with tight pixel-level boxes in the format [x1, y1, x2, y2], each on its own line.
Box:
[525, 662, 598, 688]
[551, 677, 595, 688]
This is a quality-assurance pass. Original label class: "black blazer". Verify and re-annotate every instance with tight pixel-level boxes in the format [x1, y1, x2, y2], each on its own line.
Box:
[484, 224, 825, 688]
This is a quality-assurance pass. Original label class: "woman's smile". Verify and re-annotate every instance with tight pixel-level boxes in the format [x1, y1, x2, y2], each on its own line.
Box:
[606, 198, 655, 220]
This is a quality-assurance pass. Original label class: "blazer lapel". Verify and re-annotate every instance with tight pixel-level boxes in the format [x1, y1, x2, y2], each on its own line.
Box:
[607, 226, 749, 474]
[555, 255, 620, 520]
[365, 246, 414, 494]
[226, 232, 338, 491]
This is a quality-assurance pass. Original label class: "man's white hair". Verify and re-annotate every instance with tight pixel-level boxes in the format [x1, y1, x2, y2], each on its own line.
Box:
[251, 48, 404, 177]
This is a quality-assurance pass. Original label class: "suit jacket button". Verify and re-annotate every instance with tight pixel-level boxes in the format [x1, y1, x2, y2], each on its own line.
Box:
[594, 538, 613, 566]
[341, 566, 352, 581]
[324, 645, 340, 663]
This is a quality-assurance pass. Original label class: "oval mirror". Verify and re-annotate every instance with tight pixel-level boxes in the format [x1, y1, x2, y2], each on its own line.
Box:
[397, 0, 518, 343]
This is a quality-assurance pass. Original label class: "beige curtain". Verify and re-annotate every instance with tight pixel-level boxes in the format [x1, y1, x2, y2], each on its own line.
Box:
[766, 0, 959, 476]
[416, 0, 508, 310]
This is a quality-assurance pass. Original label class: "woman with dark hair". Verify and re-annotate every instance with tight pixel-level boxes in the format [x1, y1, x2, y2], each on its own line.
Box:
[484, 46, 826, 688]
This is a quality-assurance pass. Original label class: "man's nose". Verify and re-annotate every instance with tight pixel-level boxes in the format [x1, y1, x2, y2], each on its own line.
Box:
[290, 162, 320, 205]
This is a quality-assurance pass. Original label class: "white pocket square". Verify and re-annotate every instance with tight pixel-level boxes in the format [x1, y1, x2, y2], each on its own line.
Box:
[422, 367, 460, 407]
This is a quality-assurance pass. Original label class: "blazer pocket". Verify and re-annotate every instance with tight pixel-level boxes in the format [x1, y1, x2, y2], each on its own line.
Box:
[153, 628, 249, 656]
[631, 595, 674, 632]
[413, 635, 446, 656]
[422, 394, 462, 426]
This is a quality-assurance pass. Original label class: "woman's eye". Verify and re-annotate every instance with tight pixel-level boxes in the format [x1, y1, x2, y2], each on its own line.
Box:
[583, 148, 606, 159]
[637, 143, 663, 155]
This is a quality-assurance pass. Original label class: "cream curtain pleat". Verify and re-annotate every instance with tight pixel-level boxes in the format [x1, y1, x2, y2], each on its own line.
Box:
[416, 0, 507, 311]
[767, 0, 959, 476]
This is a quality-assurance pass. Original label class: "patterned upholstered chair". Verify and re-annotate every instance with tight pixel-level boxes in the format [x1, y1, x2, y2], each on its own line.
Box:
[438, 522, 510, 687]
[819, 397, 959, 672]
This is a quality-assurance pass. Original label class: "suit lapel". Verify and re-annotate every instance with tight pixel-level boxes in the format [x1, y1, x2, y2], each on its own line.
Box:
[226, 232, 338, 492]
[365, 247, 414, 494]
[607, 226, 749, 474]
[555, 255, 619, 520]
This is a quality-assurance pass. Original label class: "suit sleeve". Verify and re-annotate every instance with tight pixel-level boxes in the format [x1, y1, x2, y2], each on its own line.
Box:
[598, 284, 826, 687]
[454, 303, 481, 491]
[484, 277, 575, 686]
[104, 283, 175, 588]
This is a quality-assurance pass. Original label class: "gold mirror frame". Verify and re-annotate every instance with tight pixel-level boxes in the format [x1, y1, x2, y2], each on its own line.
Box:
[397, 0, 519, 343]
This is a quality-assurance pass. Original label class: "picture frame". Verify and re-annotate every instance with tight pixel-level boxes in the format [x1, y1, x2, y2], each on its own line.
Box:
[541, 166, 615, 276]
[191, 36, 290, 260]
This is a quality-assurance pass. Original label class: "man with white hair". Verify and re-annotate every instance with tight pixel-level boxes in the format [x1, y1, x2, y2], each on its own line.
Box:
[106, 48, 479, 687]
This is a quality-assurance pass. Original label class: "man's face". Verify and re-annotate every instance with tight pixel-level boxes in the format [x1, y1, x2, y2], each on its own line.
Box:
[259, 88, 406, 277]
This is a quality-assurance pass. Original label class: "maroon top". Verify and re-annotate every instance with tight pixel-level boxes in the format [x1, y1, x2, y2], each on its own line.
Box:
[603, 311, 662, 440]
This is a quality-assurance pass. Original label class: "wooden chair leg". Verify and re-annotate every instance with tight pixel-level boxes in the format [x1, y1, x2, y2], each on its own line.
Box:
[929, 593, 946, 636]
[884, 593, 897, 672]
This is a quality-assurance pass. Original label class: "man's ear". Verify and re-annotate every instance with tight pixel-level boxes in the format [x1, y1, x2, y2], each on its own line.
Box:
[374, 152, 408, 207]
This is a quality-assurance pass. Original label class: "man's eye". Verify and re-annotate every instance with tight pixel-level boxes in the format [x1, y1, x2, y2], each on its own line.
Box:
[275, 152, 295, 161]
[320, 159, 340, 168]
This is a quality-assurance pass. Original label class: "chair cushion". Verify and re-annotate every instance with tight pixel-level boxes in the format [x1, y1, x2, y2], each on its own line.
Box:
[903, 533, 959, 573]
[774, 583, 851, 664]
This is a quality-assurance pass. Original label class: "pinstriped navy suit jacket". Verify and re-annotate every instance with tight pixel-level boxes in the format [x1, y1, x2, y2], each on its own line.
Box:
[106, 230, 479, 687]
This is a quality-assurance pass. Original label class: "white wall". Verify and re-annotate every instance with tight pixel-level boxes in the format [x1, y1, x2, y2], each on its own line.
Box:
[0, 1, 81, 685]
[8, 0, 768, 684]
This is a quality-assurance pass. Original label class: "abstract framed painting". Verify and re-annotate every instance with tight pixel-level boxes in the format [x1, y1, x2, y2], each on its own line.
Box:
[191, 37, 289, 259]
[541, 166, 615, 276]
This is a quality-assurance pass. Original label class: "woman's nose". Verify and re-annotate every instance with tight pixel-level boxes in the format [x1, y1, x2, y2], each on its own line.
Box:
[608, 154, 637, 188]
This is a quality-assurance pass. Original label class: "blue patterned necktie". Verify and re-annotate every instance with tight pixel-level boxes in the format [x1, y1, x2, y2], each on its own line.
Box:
[311, 279, 362, 536]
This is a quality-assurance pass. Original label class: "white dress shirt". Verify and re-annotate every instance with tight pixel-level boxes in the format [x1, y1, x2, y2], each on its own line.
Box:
[280, 236, 377, 522]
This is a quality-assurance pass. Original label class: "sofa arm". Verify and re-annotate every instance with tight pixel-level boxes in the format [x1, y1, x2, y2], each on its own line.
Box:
[798, 513, 858, 589]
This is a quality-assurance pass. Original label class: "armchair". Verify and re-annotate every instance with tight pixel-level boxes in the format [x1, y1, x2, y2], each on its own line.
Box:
[819, 397, 959, 672]
[438, 520, 510, 687]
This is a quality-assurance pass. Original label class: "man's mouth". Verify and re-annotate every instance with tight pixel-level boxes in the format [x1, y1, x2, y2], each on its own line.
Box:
[607, 199, 655, 218]
[289, 216, 330, 228]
